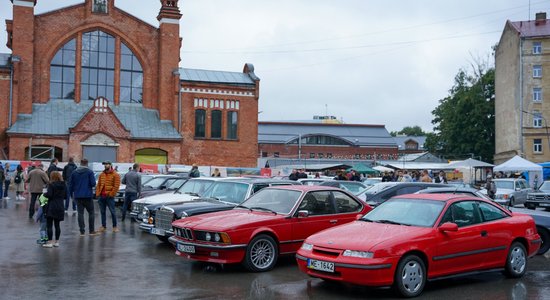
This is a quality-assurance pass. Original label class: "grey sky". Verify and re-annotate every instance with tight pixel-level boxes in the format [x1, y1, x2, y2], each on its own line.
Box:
[1, 0, 547, 132]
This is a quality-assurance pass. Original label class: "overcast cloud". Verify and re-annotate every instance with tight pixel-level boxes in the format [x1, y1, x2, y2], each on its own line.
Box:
[1, 0, 548, 132]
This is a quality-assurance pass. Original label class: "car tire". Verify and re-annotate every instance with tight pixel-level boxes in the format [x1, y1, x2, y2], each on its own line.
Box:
[504, 242, 527, 278]
[537, 227, 550, 255]
[243, 234, 278, 272]
[525, 203, 535, 210]
[156, 235, 170, 243]
[394, 254, 426, 298]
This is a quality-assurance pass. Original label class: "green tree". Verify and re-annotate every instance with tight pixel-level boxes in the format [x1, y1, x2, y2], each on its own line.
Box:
[390, 126, 426, 137]
[425, 65, 495, 162]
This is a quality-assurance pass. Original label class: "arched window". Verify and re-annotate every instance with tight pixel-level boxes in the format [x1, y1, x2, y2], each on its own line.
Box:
[135, 148, 168, 164]
[195, 109, 206, 138]
[120, 42, 143, 103]
[50, 39, 76, 99]
[288, 135, 351, 146]
[211, 110, 222, 138]
[81, 30, 115, 101]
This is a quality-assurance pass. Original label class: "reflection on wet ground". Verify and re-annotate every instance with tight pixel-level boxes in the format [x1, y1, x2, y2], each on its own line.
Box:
[0, 192, 549, 299]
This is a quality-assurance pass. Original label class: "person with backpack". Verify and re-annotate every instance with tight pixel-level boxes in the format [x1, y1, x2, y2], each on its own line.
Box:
[13, 165, 25, 201]
[62, 157, 78, 213]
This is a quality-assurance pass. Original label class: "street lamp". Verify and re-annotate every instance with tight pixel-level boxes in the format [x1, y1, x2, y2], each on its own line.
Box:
[522, 110, 550, 155]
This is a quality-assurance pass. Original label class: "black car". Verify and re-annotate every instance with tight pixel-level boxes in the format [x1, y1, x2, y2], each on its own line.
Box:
[140, 178, 301, 242]
[418, 186, 550, 255]
[318, 180, 368, 195]
[357, 182, 451, 206]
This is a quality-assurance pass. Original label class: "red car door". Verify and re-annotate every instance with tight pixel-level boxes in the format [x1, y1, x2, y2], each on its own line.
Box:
[475, 201, 512, 269]
[287, 191, 363, 254]
[431, 201, 489, 277]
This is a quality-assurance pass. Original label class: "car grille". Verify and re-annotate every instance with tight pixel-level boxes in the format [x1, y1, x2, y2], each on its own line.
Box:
[155, 209, 175, 231]
[530, 194, 550, 202]
[132, 202, 146, 214]
[174, 227, 194, 240]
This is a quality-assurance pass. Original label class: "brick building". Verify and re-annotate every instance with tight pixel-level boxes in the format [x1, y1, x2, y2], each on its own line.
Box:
[1, 0, 259, 166]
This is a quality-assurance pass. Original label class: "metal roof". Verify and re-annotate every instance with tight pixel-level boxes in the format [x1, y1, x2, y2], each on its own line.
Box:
[179, 68, 256, 86]
[0, 53, 10, 68]
[509, 19, 550, 38]
[7, 100, 181, 139]
[258, 122, 396, 147]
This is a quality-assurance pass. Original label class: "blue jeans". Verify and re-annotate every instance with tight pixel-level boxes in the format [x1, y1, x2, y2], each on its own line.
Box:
[122, 192, 137, 220]
[3, 179, 9, 197]
[64, 183, 76, 211]
[0, 181, 3, 199]
[98, 196, 117, 228]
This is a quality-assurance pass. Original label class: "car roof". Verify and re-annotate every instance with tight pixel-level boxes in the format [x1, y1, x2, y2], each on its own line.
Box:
[262, 185, 344, 192]
[493, 178, 522, 181]
[210, 178, 299, 184]
[417, 187, 480, 194]
[394, 193, 475, 202]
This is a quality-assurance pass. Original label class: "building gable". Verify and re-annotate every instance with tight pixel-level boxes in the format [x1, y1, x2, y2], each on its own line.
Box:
[70, 97, 130, 139]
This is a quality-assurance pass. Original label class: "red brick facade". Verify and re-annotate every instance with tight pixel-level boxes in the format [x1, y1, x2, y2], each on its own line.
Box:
[1, 0, 259, 167]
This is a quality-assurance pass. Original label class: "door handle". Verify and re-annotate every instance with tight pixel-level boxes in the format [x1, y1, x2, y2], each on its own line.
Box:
[329, 219, 338, 224]
[481, 230, 488, 237]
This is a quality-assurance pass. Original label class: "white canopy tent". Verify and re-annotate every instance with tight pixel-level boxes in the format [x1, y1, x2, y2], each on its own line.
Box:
[448, 158, 494, 184]
[373, 165, 394, 172]
[493, 155, 542, 188]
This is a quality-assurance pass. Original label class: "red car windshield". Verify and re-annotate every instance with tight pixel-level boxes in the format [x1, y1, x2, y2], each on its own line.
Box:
[362, 198, 445, 227]
[239, 189, 302, 214]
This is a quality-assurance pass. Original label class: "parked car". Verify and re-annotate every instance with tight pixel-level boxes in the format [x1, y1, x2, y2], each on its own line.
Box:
[361, 177, 382, 186]
[130, 177, 225, 221]
[297, 178, 326, 186]
[526, 180, 550, 210]
[491, 178, 532, 206]
[296, 193, 541, 297]
[418, 187, 550, 255]
[318, 180, 367, 194]
[138, 177, 187, 199]
[142, 178, 301, 242]
[169, 185, 371, 271]
[116, 174, 178, 205]
[356, 182, 451, 206]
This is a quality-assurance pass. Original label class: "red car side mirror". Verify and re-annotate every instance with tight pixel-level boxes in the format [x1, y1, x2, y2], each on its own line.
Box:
[438, 222, 458, 232]
[297, 210, 309, 218]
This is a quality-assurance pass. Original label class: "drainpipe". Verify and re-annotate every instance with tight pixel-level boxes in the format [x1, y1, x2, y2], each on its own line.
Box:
[8, 55, 21, 127]
[178, 86, 182, 132]
[519, 38, 524, 155]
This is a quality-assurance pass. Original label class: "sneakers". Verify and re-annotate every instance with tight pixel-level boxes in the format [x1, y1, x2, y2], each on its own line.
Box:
[80, 232, 85, 237]
[112, 227, 119, 233]
[98, 226, 107, 233]
[53, 242, 59, 247]
[36, 238, 48, 245]
[89, 231, 100, 236]
[42, 242, 53, 248]
[4, 196, 10, 200]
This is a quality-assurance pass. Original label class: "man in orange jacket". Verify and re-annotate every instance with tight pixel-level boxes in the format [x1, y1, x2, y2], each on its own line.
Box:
[95, 161, 121, 233]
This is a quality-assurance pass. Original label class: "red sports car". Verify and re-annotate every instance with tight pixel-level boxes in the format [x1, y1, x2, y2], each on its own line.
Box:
[169, 185, 371, 271]
[296, 193, 541, 298]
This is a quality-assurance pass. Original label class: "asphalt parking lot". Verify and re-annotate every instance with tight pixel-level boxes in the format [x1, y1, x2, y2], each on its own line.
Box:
[1, 190, 549, 300]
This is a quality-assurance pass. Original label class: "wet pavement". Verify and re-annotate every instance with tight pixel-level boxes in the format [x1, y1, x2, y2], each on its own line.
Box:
[1, 189, 549, 300]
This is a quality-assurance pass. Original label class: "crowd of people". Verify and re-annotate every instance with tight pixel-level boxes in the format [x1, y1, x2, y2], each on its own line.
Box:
[380, 169, 449, 183]
[0, 158, 143, 249]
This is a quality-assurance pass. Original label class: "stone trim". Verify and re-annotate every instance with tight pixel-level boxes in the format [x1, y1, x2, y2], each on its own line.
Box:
[159, 18, 180, 24]
[181, 87, 254, 97]
[13, 0, 35, 7]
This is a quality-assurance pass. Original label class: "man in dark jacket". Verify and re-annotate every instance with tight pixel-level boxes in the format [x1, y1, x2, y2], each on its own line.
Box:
[47, 158, 63, 178]
[70, 158, 98, 236]
[121, 163, 141, 221]
[62, 157, 78, 213]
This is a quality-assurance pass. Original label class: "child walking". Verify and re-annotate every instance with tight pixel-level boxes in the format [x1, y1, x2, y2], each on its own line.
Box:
[35, 194, 48, 244]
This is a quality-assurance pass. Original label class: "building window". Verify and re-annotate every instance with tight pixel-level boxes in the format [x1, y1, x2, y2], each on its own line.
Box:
[120, 42, 143, 103]
[533, 42, 542, 54]
[405, 141, 419, 150]
[309, 153, 315, 158]
[261, 151, 267, 158]
[50, 39, 76, 99]
[534, 139, 543, 153]
[226, 111, 238, 140]
[354, 154, 361, 159]
[533, 87, 543, 102]
[327, 153, 333, 158]
[274, 152, 279, 158]
[533, 65, 542, 78]
[92, 0, 108, 13]
[195, 109, 206, 138]
[318, 153, 324, 158]
[81, 30, 115, 101]
[534, 113, 543, 128]
[211, 110, 222, 138]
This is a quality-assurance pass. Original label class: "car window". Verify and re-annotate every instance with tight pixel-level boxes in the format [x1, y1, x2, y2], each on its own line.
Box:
[252, 183, 270, 194]
[396, 186, 423, 195]
[177, 179, 215, 196]
[364, 198, 445, 227]
[478, 202, 507, 222]
[520, 180, 528, 189]
[241, 188, 302, 214]
[495, 181, 514, 190]
[298, 191, 335, 216]
[332, 191, 362, 213]
[339, 182, 366, 194]
[440, 201, 482, 227]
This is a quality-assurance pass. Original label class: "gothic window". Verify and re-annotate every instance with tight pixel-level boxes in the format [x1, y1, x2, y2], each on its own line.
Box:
[92, 0, 108, 13]
[50, 39, 76, 99]
[227, 111, 238, 140]
[195, 109, 206, 138]
[120, 42, 143, 103]
[81, 30, 115, 101]
[211, 110, 222, 138]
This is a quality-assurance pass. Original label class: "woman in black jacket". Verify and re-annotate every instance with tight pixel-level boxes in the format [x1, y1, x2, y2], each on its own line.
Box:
[43, 171, 66, 248]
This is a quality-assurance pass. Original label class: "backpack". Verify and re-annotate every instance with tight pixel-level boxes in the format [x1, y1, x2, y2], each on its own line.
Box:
[14, 172, 22, 184]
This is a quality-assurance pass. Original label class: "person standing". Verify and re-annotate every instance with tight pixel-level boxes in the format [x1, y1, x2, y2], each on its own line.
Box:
[349, 170, 361, 181]
[14, 165, 26, 201]
[47, 158, 63, 178]
[211, 168, 221, 177]
[121, 163, 141, 222]
[486, 175, 497, 200]
[420, 170, 432, 183]
[26, 163, 49, 219]
[3, 163, 11, 199]
[70, 158, 98, 236]
[62, 157, 78, 213]
[95, 161, 121, 233]
[42, 171, 66, 248]
[0, 162, 5, 200]
[189, 164, 200, 178]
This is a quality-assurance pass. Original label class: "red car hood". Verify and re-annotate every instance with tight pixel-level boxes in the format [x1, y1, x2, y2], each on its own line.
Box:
[173, 208, 283, 231]
[306, 221, 431, 251]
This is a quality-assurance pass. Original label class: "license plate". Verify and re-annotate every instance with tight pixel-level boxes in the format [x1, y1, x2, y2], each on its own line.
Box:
[307, 259, 334, 273]
[177, 243, 195, 254]
[541, 203, 550, 207]
[151, 228, 164, 236]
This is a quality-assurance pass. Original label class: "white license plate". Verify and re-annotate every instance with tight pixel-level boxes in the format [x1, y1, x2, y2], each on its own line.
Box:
[151, 228, 164, 236]
[307, 259, 334, 273]
[177, 243, 195, 254]
[541, 203, 550, 207]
